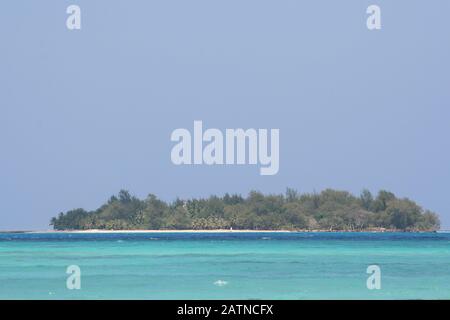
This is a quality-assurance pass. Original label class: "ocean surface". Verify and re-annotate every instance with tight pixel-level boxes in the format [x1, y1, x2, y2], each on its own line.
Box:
[1, 232, 449, 300]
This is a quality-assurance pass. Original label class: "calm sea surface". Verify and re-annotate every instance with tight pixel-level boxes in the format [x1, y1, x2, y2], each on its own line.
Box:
[1, 232, 449, 299]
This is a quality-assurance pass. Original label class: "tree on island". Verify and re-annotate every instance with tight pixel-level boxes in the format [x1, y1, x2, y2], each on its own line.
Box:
[50, 189, 440, 231]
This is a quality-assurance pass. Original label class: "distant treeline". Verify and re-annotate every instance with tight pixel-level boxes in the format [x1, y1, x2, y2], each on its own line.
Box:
[50, 189, 440, 231]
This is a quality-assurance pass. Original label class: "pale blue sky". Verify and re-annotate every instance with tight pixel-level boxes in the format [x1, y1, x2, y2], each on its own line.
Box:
[1, 1, 450, 230]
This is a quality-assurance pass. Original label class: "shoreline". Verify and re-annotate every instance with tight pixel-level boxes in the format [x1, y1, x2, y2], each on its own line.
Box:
[28, 229, 293, 234]
[0, 228, 440, 234]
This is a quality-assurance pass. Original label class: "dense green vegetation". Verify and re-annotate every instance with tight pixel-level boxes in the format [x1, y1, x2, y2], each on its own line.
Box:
[50, 189, 440, 231]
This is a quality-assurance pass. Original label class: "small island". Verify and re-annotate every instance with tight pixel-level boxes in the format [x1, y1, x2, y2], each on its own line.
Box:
[50, 188, 440, 232]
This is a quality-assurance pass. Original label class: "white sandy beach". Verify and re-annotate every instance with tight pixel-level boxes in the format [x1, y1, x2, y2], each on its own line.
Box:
[28, 229, 294, 234]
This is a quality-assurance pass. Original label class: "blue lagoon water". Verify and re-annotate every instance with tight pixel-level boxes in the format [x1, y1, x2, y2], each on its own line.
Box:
[1, 232, 449, 299]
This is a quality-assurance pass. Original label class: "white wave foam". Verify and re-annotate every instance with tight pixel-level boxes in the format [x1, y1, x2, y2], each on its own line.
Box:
[214, 280, 228, 287]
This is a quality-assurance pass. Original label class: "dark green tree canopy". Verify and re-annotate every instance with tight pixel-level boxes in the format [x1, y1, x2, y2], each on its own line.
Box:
[50, 189, 440, 232]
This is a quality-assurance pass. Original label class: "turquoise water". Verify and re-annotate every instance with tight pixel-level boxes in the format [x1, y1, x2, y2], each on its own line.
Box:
[1, 232, 450, 299]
